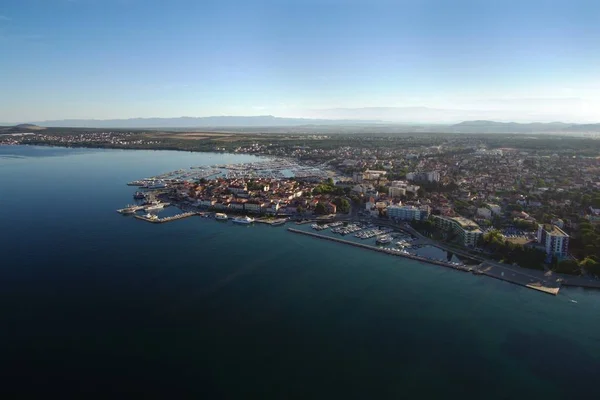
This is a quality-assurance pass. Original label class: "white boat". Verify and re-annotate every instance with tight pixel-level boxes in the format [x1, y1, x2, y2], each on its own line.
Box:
[215, 213, 228, 220]
[145, 203, 165, 212]
[376, 235, 392, 244]
[144, 181, 168, 190]
[232, 216, 255, 224]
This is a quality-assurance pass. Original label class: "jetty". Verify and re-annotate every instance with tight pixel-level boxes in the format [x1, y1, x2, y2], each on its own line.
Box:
[134, 212, 199, 223]
[116, 205, 145, 214]
[287, 228, 561, 295]
[255, 218, 288, 226]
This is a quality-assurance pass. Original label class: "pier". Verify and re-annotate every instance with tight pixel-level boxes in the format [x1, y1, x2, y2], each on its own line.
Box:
[134, 211, 199, 223]
[255, 217, 288, 226]
[116, 205, 145, 214]
[287, 228, 561, 295]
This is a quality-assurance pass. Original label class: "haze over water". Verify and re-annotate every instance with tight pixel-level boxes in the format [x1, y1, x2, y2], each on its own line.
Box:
[2, 145, 600, 398]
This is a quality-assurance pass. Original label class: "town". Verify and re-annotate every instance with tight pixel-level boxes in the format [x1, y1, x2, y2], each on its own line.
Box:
[118, 133, 600, 282]
[4, 127, 600, 278]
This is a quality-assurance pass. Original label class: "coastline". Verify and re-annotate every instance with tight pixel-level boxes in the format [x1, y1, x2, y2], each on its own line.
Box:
[288, 228, 562, 295]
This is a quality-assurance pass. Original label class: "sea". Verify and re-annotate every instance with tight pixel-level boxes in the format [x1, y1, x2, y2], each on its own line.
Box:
[1, 145, 600, 398]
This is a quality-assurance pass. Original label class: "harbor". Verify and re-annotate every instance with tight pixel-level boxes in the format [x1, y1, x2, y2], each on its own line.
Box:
[126, 158, 332, 186]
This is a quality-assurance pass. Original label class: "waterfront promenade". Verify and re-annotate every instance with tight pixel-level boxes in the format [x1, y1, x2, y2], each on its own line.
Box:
[288, 228, 561, 295]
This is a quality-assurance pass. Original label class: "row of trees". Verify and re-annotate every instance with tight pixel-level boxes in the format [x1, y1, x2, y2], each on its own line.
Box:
[479, 230, 546, 270]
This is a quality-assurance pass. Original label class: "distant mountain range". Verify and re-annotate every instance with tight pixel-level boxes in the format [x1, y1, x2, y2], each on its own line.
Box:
[2, 117, 600, 134]
[445, 120, 600, 134]
[23, 116, 380, 129]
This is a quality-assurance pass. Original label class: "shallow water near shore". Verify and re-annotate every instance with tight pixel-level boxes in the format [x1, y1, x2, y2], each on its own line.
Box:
[2, 145, 600, 398]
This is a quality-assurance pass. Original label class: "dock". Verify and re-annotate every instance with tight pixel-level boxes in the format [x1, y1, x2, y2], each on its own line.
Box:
[116, 205, 145, 214]
[255, 218, 288, 226]
[287, 228, 561, 295]
[134, 211, 199, 223]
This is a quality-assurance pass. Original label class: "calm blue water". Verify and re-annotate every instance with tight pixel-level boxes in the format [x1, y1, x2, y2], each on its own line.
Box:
[2, 145, 600, 398]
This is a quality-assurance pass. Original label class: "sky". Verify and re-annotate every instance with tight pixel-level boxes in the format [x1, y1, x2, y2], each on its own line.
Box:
[1, 0, 599, 123]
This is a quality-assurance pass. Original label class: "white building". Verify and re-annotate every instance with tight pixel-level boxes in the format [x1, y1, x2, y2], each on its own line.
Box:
[387, 205, 430, 221]
[432, 215, 483, 247]
[406, 171, 440, 182]
[537, 224, 569, 257]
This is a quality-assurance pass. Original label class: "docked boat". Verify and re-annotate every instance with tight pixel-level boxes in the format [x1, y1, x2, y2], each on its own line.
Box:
[376, 235, 392, 245]
[232, 216, 255, 224]
[133, 191, 146, 199]
[215, 213, 228, 221]
[144, 181, 168, 190]
[271, 219, 286, 226]
[145, 202, 165, 212]
[117, 205, 138, 214]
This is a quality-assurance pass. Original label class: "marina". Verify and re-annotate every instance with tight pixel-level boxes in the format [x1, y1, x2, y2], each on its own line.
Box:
[126, 158, 332, 186]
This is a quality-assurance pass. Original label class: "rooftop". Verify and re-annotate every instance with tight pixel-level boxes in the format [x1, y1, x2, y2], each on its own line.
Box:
[542, 224, 569, 237]
[450, 216, 483, 233]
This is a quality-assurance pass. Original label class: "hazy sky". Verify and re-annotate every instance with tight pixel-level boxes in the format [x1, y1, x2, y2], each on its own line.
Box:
[1, 0, 599, 123]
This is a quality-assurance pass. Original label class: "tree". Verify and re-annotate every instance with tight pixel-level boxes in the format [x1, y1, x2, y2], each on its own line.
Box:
[580, 257, 600, 276]
[554, 259, 581, 275]
[333, 197, 350, 213]
[314, 203, 326, 215]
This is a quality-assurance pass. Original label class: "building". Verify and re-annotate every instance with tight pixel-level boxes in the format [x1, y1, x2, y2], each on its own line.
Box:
[477, 207, 492, 219]
[387, 205, 430, 221]
[537, 224, 569, 257]
[388, 186, 406, 198]
[433, 215, 483, 247]
[389, 180, 420, 195]
[228, 184, 247, 194]
[244, 200, 266, 213]
[406, 171, 440, 183]
[486, 203, 502, 215]
[363, 170, 387, 180]
[325, 202, 337, 214]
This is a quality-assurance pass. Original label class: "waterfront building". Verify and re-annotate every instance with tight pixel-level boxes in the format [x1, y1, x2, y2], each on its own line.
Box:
[387, 205, 430, 221]
[537, 224, 569, 257]
[199, 198, 216, 208]
[432, 215, 483, 247]
[229, 200, 246, 211]
[245, 200, 266, 213]
[266, 202, 280, 215]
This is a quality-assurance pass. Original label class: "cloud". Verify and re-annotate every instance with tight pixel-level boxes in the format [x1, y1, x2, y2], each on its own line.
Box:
[0, 15, 11, 21]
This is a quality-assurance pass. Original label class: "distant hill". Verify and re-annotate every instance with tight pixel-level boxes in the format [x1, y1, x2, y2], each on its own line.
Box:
[0, 124, 46, 134]
[448, 120, 600, 133]
[29, 116, 381, 129]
